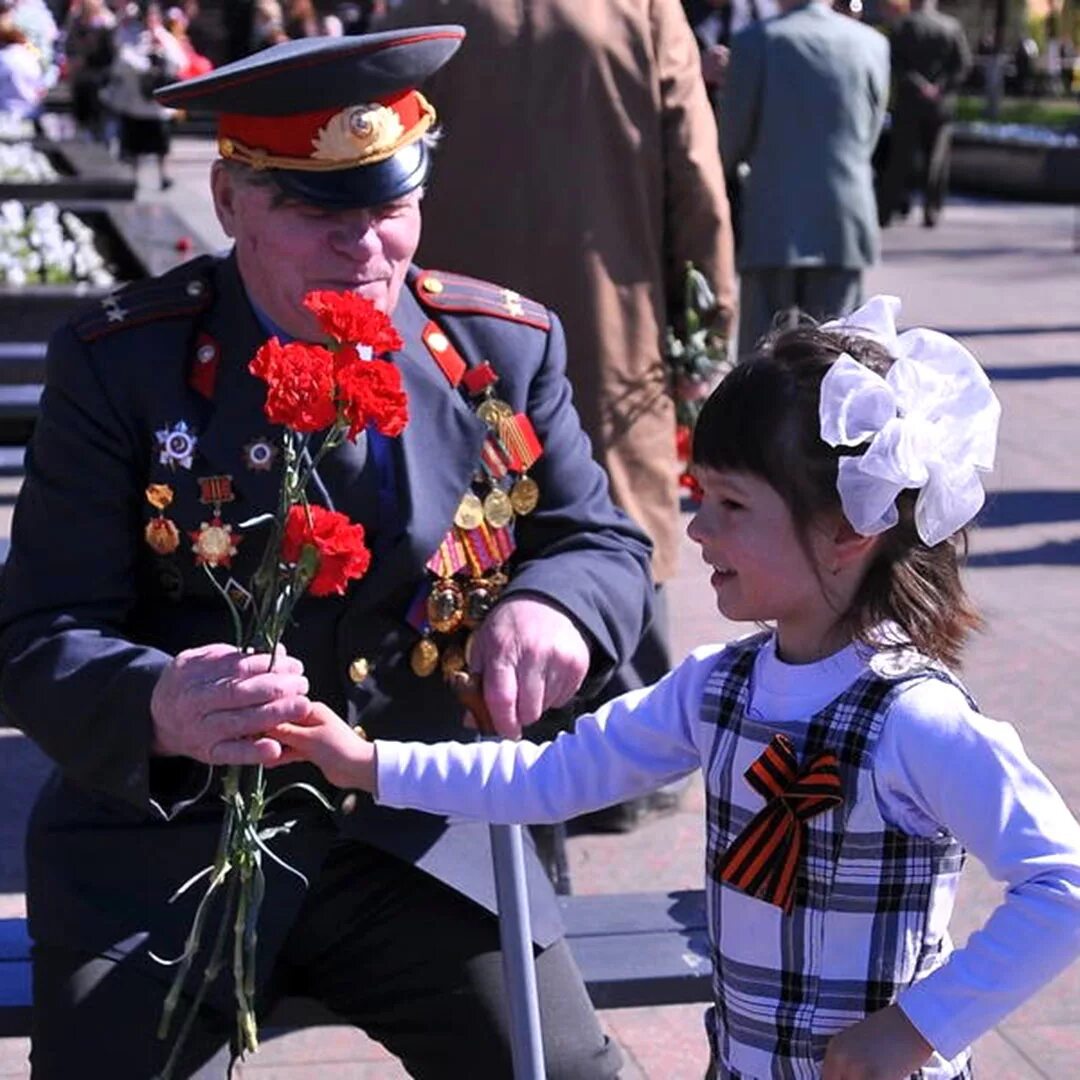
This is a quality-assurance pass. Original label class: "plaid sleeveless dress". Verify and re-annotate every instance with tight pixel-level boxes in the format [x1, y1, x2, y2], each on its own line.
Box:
[700, 634, 975, 1079]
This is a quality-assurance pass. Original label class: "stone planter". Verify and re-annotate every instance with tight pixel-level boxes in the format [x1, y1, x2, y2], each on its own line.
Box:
[0, 141, 137, 202]
[951, 124, 1080, 203]
[0, 200, 210, 370]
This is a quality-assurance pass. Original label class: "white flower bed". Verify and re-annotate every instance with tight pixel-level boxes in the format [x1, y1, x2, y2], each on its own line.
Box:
[958, 122, 1080, 149]
[0, 115, 36, 143]
[0, 200, 116, 287]
[0, 142, 59, 182]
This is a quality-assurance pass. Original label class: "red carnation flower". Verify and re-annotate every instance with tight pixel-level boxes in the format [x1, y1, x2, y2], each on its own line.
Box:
[282, 504, 372, 597]
[333, 351, 409, 440]
[675, 423, 692, 463]
[250, 338, 338, 433]
[304, 290, 404, 354]
[679, 468, 704, 504]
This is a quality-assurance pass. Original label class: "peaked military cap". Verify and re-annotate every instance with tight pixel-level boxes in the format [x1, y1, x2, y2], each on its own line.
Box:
[155, 27, 464, 209]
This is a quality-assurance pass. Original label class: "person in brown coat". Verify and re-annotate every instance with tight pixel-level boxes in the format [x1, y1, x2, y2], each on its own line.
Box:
[377, 0, 736, 827]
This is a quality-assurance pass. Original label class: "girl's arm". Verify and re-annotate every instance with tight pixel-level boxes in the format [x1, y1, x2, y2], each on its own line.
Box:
[873, 679, 1080, 1059]
[276, 645, 724, 824]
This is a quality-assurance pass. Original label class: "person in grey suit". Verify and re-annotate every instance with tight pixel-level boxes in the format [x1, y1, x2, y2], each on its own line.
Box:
[720, 0, 889, 357]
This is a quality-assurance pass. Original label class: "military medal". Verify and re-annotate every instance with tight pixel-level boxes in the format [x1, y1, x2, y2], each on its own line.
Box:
[144, 483, 180, 555]
[426, 578, 465, 634]
[191, 517, 241, 568]
[476, 397, 513, 429]
[463, 578, 499, 628]
[155, 420, 198, 471]
[408, 357, 546, 695]
[198, 475, 235, 513]
[482, 488, 513, 528]
[410, 636, 440, 677]
[146, 483, 174, 511]
[243, 437, 278, 471]
[145, 517, 180, 556]
[509, 475, 540, 515]
[453, 492, 485, 531]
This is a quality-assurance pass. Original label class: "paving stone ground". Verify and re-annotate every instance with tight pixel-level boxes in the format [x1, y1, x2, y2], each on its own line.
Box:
[1, 143, 1078, 1076]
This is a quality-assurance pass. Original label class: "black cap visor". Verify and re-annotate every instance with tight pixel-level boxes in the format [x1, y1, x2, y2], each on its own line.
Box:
[268, 139, 431, 211]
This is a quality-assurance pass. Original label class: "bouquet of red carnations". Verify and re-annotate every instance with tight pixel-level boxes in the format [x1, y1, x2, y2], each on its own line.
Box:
[154, 290, 408, 1077]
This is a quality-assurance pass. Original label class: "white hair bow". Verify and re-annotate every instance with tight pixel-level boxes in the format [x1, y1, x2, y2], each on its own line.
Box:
[818, 296, 1001, 546]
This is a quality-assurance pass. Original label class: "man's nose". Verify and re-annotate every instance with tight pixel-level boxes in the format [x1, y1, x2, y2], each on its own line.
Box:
[330, 216, 379, 254]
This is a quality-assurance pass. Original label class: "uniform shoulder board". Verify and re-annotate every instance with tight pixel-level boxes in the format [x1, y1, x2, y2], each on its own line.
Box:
[412, 270, 551, 332]
[73, 257, 216, 343]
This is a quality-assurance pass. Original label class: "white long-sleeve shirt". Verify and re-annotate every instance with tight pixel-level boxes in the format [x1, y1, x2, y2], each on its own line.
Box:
[376, 635, 1080, 1057]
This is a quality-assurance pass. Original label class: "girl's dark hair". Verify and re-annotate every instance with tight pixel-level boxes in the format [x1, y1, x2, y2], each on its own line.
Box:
[692, 322, 980, 667]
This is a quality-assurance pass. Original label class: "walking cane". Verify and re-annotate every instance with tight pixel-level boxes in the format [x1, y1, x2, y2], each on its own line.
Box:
[452, 673, 547, 1080]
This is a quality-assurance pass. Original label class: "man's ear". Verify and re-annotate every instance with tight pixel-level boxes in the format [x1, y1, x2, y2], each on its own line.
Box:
[210, 161, 238, 239]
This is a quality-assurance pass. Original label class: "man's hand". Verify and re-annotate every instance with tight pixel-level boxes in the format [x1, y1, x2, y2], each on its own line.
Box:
[823, 1004, 934, 1080]
[465, 597, 591, 739]
[150, 643, 311, 766]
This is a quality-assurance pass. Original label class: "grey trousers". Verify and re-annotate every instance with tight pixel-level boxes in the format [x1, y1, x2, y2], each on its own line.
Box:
[737, 267, 863, 359]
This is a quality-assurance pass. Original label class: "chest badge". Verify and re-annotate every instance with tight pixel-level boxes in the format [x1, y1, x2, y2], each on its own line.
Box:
[155, 420, 198, 471]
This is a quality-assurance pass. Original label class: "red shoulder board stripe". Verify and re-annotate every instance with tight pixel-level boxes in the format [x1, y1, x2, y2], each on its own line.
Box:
[421, 320, 466, 387]
[188, 332, 220, 399]
[413, 271, 550, 332]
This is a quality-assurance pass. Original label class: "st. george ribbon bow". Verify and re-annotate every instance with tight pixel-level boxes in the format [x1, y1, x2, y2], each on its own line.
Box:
[716, 733, 843, 914]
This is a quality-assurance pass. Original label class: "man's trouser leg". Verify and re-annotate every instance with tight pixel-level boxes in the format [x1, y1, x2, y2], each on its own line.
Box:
[32, 840, 621, 1079]
[879, 102, 920, 226]
[796, 268, 863, 326]
[737, 268, 798, 359]
[277, 840, 621, 1080]
[30, 945, 234, 1078]
[924, 115, 953, 225]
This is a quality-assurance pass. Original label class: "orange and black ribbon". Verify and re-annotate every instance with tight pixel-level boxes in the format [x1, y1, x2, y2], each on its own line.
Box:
[716, 733, 843, 914]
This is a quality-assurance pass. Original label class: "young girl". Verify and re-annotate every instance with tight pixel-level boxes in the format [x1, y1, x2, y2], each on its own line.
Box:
[269, 296, 1080, 1079]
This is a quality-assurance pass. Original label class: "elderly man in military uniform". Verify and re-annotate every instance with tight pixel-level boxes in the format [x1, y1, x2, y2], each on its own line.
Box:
[0, 28, 651, 1078]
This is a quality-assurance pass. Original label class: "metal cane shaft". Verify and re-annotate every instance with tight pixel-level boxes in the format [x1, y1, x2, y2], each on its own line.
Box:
[490, 823, 546, 1080]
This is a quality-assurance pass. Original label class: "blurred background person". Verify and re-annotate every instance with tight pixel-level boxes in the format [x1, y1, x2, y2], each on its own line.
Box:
[0, 0, 47, 120]
[284, 0, 342, 38]
[721, 0, 888, 357]
[251, 0, 288, 48]
[379, 0, 736, 833]
[164, 4, 212, 79]
[878, 0, 970, 229]
[62, 0, 115, 141]
[100, 1, 185, 189]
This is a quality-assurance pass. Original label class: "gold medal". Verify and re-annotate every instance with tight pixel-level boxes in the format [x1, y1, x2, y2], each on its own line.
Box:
[482, 488, 513, 528]
[427, 579, 465, 634]
[348, 656, 370, 684]
[410, 637, 440, 677]
[145, 516, 180, 556]
[509, 476, 540, 515]
[454, 492, 485, 531]
[440, 642, 467, 678]
[476, 398, 513, 429]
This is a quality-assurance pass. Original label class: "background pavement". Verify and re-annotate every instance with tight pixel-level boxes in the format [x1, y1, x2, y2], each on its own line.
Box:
[1, 142, 1078, 1077]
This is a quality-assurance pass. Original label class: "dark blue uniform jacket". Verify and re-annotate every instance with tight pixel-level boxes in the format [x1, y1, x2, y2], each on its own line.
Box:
[0, 252, 653, 1011]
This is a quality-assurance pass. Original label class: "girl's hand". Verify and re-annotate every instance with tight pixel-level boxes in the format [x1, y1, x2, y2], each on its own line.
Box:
[267, 701, 377, 792]
[823, 1005, 934, 1079]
